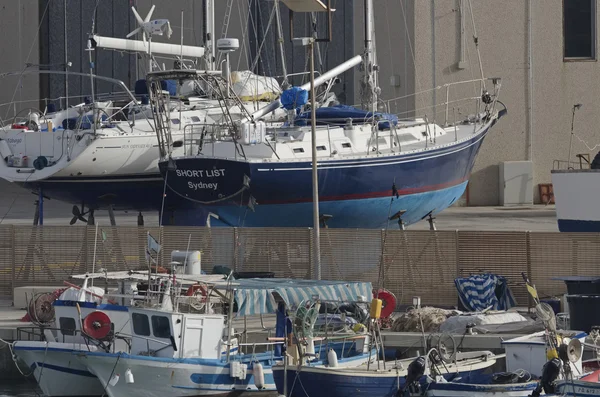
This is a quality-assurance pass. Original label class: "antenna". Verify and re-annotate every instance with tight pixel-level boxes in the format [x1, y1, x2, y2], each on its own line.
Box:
[127, 6, 173, 72]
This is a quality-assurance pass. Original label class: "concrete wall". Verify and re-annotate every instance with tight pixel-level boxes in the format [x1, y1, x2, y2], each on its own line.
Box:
[41, 0, 253, 104]
[365, 0, 600, 205]
[0, 1, 41, 200]
[0, 0, 40, 120]
[411, 1, 530, 205]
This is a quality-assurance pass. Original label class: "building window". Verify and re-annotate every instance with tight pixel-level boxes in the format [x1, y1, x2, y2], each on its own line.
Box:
[151, 315, 172, 338]
[564, 0, 596, 59]
[132, 313, 151, 336]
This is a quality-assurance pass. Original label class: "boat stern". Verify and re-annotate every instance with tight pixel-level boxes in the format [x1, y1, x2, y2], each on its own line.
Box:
[159, 157, 252, 205]
[551, 169, 600, 232]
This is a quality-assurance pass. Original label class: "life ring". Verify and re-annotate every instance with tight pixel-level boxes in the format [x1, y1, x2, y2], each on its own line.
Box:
[186, 284, 207, 297]
[373, 289, 397, 319]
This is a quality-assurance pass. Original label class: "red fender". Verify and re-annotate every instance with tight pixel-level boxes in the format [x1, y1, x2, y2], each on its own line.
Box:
[373, 289, 397, 319]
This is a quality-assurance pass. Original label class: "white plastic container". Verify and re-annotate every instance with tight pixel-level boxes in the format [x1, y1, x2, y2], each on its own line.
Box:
[170, 250, 201, 275]
[502, 330, 586, 377]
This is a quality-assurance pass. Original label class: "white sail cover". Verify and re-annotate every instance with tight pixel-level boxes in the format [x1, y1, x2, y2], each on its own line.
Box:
[230, 71, 282, 101]
[92, 35, 205, 59]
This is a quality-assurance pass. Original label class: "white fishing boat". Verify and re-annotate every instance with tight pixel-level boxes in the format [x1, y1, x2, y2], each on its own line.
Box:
[12, 267, 227, 397]
[75, 278, 375, 397]
[12, 274, 133, 397]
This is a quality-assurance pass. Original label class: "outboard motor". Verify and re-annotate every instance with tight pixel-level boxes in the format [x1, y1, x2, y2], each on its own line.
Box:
[399, 356, 426, 396]
[531, 358, 561, 397]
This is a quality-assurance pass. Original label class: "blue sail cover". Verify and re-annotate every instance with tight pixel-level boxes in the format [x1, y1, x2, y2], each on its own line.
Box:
[214, 278, 373, 317]
[454, 273, 517, 312]
[295, 104, 399, 130]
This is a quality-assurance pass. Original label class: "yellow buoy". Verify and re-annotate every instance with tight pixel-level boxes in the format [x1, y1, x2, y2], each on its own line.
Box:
[370, 298, 382, 319]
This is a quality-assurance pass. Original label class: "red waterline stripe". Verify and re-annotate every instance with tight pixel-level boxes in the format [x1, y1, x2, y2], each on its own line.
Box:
[258, 175, 470, 205]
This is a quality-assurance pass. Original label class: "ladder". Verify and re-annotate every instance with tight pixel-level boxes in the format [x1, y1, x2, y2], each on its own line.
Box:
[148, 81, 173, 159]
[220, 0, 234, 39]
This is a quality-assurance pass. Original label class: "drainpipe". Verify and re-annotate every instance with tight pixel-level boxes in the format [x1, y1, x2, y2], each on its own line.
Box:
[527, 0, 534, 161]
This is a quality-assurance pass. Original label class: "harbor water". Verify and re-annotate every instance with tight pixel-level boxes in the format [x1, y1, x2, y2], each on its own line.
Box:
[0, 382, 40, 397]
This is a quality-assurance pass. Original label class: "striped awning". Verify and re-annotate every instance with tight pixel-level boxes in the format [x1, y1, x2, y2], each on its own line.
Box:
[214, 278, 373, 317]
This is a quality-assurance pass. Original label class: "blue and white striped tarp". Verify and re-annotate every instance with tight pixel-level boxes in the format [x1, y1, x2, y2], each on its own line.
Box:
[454, 273, 516, 312]
[215, 279, 373, 317]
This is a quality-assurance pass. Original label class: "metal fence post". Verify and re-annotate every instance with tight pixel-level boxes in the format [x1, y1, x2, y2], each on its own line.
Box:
[10, 225, 15, 304]
[308, 228, 314, 279]
[454, 229, 460, 278]
[526, 231, 533, 311]
[232, 227, 238, 272]
[380, 229, 386, 287]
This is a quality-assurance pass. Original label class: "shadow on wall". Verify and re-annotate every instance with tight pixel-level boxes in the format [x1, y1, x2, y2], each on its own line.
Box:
[467, 165, 500, 206]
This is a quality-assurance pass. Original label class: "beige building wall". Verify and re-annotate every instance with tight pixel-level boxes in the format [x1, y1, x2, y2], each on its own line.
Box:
[358, 0, 600, 206]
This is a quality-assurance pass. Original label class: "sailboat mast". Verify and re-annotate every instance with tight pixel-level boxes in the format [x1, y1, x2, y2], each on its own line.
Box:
[203, 0, 216, 70]
[362, 0, 379, 113]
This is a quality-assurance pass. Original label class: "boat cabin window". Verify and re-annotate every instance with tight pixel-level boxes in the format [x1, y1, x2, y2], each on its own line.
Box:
[172, 118, 181, 125]
[191, 116, 201, 123]
[132, 313, 151, 336]
[316, 145, 326, 151]
[59, 317, 76, 336]
[341, 142, 351, 148]
[151, 315, 171, 338]
[293, 148, 305, 153]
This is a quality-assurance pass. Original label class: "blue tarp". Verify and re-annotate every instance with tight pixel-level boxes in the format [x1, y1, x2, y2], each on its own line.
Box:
[454, 273, 517, 312]
[281, 87, 309, 110]
[295, 104, 399, 130]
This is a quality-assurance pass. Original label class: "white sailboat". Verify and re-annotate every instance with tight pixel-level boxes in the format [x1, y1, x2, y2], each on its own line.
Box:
[0, 3, 288, 221]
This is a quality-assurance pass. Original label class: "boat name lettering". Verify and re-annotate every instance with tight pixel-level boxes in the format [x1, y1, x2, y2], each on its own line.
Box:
[575, 386, 599, 394]
[188, 181, 218, 191]
[6, 138, 22, 145]
[175, 169, 226, 178]
[122, 143, 153, 149]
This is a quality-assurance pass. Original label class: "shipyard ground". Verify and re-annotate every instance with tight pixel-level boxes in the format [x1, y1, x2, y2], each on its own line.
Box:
[0, 184, 558, 230]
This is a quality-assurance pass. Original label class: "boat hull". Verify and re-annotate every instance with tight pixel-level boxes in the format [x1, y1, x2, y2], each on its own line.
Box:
[424, 381, 539, 397]
[272, 353, 498, 397]
[158, 119, 497, 228]
[77, 352, 278, 397]
[551, 169, 600, 232]
[557, 381, 600, 396]
[13, 343, 104, 397]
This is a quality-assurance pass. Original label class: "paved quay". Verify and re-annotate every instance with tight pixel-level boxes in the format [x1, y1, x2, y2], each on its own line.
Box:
[0, 182, 558, 230]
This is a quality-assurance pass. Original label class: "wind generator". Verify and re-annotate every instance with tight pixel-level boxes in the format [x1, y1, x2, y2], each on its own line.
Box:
[127, 5, 173, 72]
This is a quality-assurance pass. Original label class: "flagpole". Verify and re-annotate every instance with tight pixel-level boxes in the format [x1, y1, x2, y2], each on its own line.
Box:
[91, 223, 99, 288]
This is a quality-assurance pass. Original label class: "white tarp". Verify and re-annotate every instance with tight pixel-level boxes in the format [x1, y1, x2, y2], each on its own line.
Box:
[58, 286, 105, 304]
[439, 311, 529, 333]
[230, 71, 281, 102]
